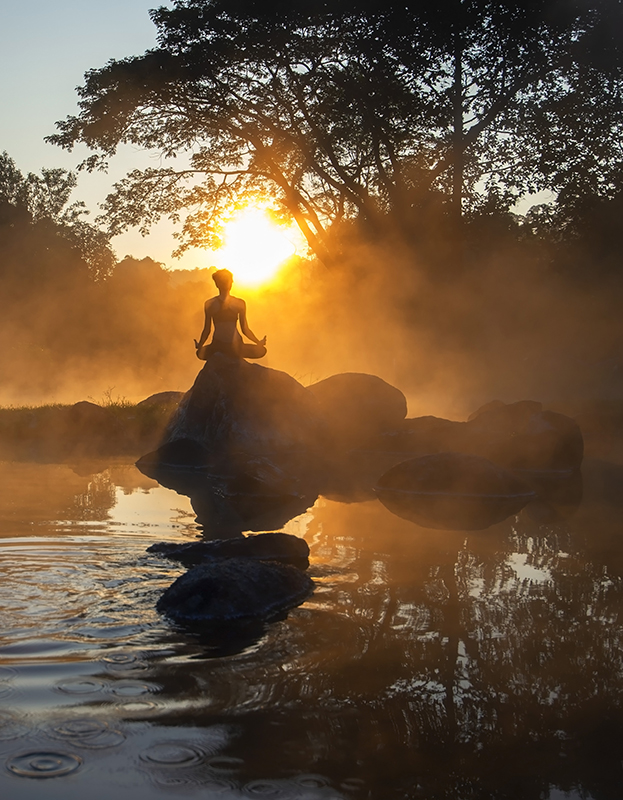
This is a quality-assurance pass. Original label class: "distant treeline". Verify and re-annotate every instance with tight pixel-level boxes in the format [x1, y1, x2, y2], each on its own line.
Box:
[1, 152, 623, 411]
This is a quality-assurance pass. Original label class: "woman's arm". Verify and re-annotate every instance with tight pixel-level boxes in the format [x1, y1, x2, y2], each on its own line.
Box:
[194, 300, 213, 349]
[239, 300, 266, 345]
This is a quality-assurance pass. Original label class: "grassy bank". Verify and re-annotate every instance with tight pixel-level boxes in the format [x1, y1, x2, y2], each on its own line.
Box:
[0, 392, 182, 462]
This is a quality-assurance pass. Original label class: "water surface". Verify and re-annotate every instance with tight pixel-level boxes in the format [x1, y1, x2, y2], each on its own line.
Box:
[0, 459, 622, 799]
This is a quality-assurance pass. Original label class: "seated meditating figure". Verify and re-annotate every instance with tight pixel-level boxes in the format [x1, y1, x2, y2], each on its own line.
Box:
[194, 268, 267, 361]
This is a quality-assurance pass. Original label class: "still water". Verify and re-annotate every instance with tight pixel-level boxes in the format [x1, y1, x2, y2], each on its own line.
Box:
[0, 459, 622, 799]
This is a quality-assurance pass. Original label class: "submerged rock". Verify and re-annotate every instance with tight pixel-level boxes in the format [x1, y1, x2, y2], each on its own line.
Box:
[148, 532, 310, 567]
[157, 558, 314, 624]
[375, 452, 535, 530]
[308, 372, 407, 448]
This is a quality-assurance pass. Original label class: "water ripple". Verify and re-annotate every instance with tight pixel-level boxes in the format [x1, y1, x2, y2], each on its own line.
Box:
[6, 750, 82, 778]
[244, 779, 286, 795]
[207, 755, 246, 772]
[47, 718, 126, 749]
[140, 741, 205, 766]
[109, 680, 159, 697]
[0, 711, 29, 741]
[0, 667, 16, 680]
[102, 652, 148, 673]
[55, 677, 107, 695]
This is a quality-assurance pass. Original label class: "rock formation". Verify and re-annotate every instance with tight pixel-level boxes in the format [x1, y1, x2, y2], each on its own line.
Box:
[169, 354, 324, 456]
[375, 452, 536, 530]
[377, 400, 583, 473]
[136, 391, 184, 409]
[148, 532, 310, 567]
[308, 372, 407, 448]
[156, 557, 314, 624]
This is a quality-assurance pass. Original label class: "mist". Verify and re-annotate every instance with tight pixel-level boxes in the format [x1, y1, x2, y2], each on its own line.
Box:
[1, 212, 621, 422]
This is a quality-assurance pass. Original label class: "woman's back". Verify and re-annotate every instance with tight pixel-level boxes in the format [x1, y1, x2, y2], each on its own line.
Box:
[210, 296, 243, 344]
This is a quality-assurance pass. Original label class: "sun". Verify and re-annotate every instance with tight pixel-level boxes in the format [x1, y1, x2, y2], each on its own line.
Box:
[217, 208, 297, 286]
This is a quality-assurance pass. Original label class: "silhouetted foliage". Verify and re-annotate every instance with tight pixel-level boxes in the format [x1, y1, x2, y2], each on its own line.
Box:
[0, 152, 114, 282]
[49, 0, 623, 263]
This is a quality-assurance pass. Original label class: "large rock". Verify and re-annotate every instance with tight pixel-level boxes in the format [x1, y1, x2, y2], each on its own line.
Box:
[136, 391, 184, 409]
[377, 415, 464, 454]
[155, 354, 325, 463]
[375, 452, 536, 530]
[524, 468, 583, 523]
[157, 557, 314, 624]
[147, 532, 310, 567]
[308, 373, 407, 448]
[463, 400, 584, 471]
[376, 401, 583, 473]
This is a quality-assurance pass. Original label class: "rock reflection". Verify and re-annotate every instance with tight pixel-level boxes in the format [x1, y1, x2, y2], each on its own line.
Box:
[137, 475, 623, 797]
[137, 458, 317, 539]
[3, 457, 623, 798]
[374, 452, 536, 530]
[374, 455, 584, 532]
[523, 468, 583, 522]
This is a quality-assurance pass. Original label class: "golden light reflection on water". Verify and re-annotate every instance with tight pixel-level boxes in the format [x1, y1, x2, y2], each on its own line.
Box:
[0, 461, 622, 798]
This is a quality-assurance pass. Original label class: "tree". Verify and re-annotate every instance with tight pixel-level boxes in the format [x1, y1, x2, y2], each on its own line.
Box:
[49, 0, 623, 264]
[0, 152, 114, 281]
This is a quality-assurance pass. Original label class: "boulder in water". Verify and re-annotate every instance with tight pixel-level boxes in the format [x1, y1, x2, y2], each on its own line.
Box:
[160, 354, 325, 461]
[524, 468, 583, 523]
[376, 415, 464, 454]
[308, 372, 407, 448]
[375, 452, 536, 530]
[157, 557, 314, 624]
[463, 400, 583, 471]
[148, 532, 310, 567]
[137, 438, 212, 469]
[374, 401, 583, 473]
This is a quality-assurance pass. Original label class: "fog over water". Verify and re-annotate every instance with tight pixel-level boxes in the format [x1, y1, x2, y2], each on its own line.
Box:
[2, 230, 621, 420]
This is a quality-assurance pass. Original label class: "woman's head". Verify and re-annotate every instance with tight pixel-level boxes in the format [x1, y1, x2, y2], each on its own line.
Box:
[212, 268, 233, 291]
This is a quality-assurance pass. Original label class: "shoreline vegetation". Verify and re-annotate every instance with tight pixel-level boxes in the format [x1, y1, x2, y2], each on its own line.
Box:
[2, 391, 623, 466]
[0, 392, 183, 462]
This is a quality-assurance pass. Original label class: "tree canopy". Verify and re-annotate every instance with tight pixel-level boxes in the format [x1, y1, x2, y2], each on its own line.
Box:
[49, 0, 623, 263]
[0, 152, 115, 281]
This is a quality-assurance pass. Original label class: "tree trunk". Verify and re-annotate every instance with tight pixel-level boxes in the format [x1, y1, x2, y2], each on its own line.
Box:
[452, 2, 464, 222]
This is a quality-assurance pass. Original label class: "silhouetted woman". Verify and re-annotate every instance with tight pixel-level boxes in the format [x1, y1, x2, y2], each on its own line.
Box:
[194, 268, 267, 360]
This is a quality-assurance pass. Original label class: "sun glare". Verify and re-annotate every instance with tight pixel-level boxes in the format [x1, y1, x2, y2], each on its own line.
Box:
[217, 208, 297, 286]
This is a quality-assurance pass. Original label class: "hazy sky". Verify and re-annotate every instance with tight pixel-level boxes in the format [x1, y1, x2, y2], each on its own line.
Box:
[0, 0, 210, 269]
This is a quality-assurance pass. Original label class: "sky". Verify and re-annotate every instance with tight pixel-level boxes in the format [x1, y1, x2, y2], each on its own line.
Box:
[0, 0, 213, 269]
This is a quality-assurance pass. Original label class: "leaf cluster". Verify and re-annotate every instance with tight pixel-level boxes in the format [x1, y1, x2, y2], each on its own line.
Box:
[0, 152, 115, 280]
[48, 0, 623, 262]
